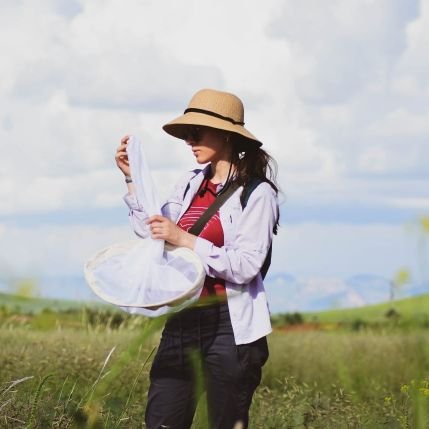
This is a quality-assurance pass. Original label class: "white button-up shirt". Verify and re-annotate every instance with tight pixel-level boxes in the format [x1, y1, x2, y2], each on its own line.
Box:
[123, 165, 279, 345]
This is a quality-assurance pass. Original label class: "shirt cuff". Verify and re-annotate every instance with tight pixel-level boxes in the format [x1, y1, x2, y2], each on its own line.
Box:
[123, 192, 142, 211]
[193, 236, 213, 261]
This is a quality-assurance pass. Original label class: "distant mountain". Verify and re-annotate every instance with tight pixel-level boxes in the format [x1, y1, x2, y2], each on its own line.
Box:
[265, 272, 429, 314]
[0, 291, 108, 314]
[0, 275, 101, 303]
[1, 272, 428, 315]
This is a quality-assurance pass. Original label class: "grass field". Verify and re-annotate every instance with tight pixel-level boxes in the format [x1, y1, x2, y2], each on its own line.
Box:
[1, 293, 429, 428]
[3, 290, 429, 322]
[1, 320, 429, 427]
[0, 292, 107, 315]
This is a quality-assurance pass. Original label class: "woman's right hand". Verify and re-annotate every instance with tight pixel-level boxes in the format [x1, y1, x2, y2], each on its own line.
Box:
[115, 135, 131, 177]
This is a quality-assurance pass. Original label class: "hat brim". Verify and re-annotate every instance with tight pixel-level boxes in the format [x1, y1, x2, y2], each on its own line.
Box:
[163, 111, 262, 147]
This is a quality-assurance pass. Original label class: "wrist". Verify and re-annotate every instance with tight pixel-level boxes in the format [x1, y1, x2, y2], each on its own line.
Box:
[124, 175, 132, 183]
[179, 232, 196, 250]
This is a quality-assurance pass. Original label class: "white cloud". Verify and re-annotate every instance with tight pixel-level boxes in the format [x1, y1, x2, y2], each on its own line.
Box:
[0, 224, 134, 277]
[392, 0, 429, 96]
[263, 0, 429, 190]
[5, 0, 226, 110]
[389, 198, 429, 209]
[0, 0, 428, 292]
[271, 222, 420, 278]
[357, 146, 389, 174]
[268, 0, 418, 104]
[368, 108, 429, 137]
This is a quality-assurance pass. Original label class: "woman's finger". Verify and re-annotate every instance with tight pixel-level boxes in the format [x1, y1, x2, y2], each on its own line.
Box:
[116, 143, 128, 153]
[115, 151, 128, 161]
[149, 221, 164, 231]
[151, 228, 165, 236]
[120, 135, 130, 144]
[147, 215, 166, 224]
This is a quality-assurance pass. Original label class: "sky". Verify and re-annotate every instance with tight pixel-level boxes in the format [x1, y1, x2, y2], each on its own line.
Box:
[0, 0, 428, 307]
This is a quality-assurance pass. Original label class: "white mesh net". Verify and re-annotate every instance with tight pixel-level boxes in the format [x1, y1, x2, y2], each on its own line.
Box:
[84, 136, 205, 316]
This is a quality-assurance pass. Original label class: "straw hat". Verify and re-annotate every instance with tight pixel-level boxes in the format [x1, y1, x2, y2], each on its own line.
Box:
[163, 88, 262, 147]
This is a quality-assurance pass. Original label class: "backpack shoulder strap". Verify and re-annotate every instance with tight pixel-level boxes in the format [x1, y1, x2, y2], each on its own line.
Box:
[188, 182, 239, 237]
[240, 177, 264, 209]
[240, 177, 273, 280]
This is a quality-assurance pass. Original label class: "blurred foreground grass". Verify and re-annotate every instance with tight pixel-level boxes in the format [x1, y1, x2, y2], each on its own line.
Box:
[1, 321, 429, 428]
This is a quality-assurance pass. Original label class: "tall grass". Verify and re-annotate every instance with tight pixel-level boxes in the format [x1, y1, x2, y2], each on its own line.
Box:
[264, 331, 429, 395]
[1, 326, 428, 428]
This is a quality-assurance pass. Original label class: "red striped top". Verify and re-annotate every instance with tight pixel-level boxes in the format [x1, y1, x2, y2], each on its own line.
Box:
[177, 179, 226, 300]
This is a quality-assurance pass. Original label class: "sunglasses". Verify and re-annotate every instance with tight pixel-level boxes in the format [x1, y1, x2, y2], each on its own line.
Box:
[183, 126, 204, 142]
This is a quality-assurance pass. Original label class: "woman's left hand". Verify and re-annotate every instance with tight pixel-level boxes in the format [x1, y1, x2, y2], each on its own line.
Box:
[147, 215, 196, 249]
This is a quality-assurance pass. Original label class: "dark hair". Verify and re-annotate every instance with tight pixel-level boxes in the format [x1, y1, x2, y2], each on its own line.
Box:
[230, 137, 279, 194]
[230, 135, 280, 233]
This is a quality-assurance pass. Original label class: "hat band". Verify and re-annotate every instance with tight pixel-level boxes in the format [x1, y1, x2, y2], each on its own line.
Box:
[184, 108, 245, 126]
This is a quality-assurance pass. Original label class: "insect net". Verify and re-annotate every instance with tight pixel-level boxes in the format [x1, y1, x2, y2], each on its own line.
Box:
[84, 136, 205, 317]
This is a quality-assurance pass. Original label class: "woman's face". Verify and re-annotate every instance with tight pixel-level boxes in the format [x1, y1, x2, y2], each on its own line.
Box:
[184, 126, 231, 164]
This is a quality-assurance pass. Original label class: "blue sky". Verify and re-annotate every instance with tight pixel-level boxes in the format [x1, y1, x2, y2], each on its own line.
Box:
[0, 0, 428, 308]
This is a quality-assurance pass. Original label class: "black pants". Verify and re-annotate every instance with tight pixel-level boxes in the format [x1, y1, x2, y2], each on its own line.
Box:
[145, 302, 269, 429]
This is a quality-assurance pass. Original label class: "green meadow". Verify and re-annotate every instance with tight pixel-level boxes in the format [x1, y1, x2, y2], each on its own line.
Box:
[305, 293, 429, 325]
[1, 293, 429, 428]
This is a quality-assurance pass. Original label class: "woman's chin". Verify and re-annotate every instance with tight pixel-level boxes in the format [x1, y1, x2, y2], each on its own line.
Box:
[195, 156, 209, 164]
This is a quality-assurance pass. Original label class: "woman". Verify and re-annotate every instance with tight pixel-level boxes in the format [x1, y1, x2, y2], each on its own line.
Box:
[115, 88, 279, 429]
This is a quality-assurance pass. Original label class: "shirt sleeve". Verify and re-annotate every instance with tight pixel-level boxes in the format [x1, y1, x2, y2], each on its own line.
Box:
[122, 192, 151, 238]
[193, 182, 279, 285]
[122, 170, 199, 238]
